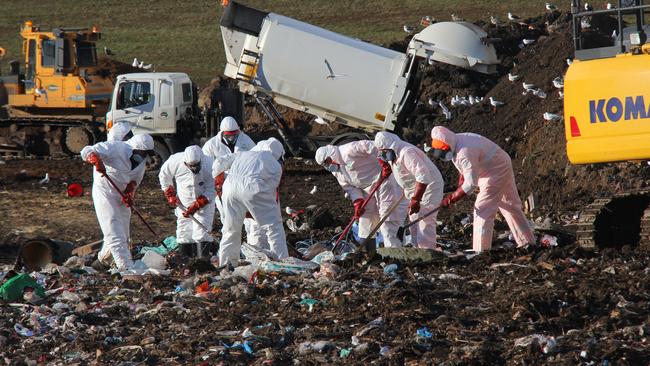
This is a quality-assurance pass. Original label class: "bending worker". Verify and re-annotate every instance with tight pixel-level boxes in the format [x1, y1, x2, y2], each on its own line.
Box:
[374, 132, 444, 248]
[430, 126, 535, 252]
[214, 138, 288, 266]
[315, 141, 407, 247]
[80, 134, 154, 270]
[159, 145, 216, 257]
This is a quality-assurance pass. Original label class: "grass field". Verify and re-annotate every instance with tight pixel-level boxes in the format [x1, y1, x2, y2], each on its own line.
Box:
[0, 0, 568, 87]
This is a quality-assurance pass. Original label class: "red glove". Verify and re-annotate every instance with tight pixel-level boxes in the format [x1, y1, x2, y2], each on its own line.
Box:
[214, 172, 225, 198]
[86, 152, 106, 175]
[458, 174, 465, 188]
[378, 159, 392, 179]
[183, 195, 209, 217]
[441, 187, 467, 207]
[353, 198, 365, 218]
[122, 181, 137, 207]
[164, 186, 178, 207]
[409, 182, 428, 215]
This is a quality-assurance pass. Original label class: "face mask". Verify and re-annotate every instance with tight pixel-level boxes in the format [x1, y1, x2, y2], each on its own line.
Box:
[443, 151, 453, 161]
[222, 133, 239, 145]
[325, 163, 340, 173]
[378, 149, 396, 163]
[185, 162, 201, 174]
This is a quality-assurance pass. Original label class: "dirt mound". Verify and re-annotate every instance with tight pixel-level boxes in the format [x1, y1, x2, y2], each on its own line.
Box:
[96, 56, 145, 80]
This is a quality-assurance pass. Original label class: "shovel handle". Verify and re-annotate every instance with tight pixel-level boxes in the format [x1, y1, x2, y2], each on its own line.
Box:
[102, 173, 158, 238]
[332, 174, 388, 253]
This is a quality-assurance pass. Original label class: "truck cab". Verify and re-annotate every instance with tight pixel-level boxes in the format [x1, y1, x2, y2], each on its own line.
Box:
[106, 72, 200, 167]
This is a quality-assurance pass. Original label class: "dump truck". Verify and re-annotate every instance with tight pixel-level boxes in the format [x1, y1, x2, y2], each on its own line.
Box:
[564, 0, 650, 249]
[218, 1, 499, 156]
[0, 21, 114, 157]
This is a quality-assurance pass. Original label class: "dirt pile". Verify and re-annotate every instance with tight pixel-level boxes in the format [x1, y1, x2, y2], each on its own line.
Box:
[96, 56, 146, 80]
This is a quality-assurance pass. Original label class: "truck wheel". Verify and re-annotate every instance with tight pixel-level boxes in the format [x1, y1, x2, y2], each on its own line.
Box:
[62, 126, 95, 155]
[147, 140, 170, 170]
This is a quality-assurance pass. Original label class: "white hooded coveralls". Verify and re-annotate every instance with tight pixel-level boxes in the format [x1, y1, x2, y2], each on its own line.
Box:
[80, 139, 147, 270]
[214, 139, 288, 265]
[374, 132, 444, 248]
[159, 146, 216, 244]
[430, 126, 535, 252]
[315, 141, 407, 247]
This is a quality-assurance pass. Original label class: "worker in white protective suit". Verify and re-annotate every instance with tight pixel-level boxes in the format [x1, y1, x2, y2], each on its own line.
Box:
[159, 145, 216, 258]
[214, 138, 288, 266]
[202, 116, 255, 220]
[315, 141, 407, 247]
[430, 126, 535, 252]
[80, 134, 154, 270]
[374, 132, 444, 249]
[107, 121, 133, 142]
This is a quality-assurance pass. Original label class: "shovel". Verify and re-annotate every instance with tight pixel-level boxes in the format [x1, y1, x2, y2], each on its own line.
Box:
[332, 175, 388, 253]
[102, 173, 159, 239]
[396, 205, 442, 242]
[358, 193, 405, 257]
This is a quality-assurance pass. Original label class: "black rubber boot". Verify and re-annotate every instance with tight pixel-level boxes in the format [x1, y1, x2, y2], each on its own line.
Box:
[179, 243, 195, 257]
[201, 241, 218, 256]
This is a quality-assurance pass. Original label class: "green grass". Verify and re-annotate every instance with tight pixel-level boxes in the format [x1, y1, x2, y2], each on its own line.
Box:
[1, 0, 565, 87]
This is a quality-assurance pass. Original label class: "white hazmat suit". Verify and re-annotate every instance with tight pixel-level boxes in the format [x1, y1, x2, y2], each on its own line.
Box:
[107, 121, 132, 142]
[315, 141, 407, 247]
[80, 134, 152, 270]
[430, 126, 535, 252]
[374, 132, 444, 248]
[202, 116, 255, 222]
[214, 138, 288, 265]
[159, 146, 216, 255]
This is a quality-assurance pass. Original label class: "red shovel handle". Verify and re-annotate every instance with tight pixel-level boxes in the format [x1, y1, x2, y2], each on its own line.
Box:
[102, 173, 158, 238]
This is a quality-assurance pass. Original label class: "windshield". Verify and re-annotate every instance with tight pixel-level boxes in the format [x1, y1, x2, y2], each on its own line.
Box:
[76, 41, 97, 67]
[117, 81, 152, 109]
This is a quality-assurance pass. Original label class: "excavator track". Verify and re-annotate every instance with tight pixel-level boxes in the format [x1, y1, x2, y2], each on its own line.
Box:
[0, 117, 103, 158]
[576, 190, 650, 250]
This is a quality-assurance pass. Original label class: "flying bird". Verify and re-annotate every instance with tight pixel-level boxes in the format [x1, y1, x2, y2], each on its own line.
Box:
[543, 112, 562, 121]
[324, 59, 347, 79]
[132, 58, 139, 67]
[508, 12, 520, 21]
[508, 73, 520, 81]
[546, 3, 557, 11]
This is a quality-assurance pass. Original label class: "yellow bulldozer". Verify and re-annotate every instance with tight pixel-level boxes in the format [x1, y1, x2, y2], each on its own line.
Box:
[0, 21, 114, 156]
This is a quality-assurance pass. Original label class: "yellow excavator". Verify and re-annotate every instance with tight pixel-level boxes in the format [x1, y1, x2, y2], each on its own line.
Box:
[564, 0, 650, 250]
[0, 21, 114, 156]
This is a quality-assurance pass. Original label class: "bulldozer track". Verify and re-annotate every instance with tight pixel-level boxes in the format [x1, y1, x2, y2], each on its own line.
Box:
[576, 190, 650, 251]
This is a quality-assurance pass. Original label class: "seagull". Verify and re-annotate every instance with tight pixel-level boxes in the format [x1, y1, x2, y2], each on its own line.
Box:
[523, 38, 536, 45]
[566, 58, 573, 66]
[450, 95, 460, 107]
[581, 18, 591, 29]
[103, 47, 114, 56]
[584, 2, 593, 11]
[522, 82, 536, 91]
[489, 96, 504, 108]
[508, 12, 520, 21]
[508, 73, 520, 81]
[285, 206, 297, 215]
[552, 77, 564, 89]
[607, 3, 615, 9]
[469, 95, 478, 105]
[438, 101, 452, 120]
[451, 14, 464, 22]
[324, 59, 347, 79]
[39, 173, 50, 185]
[543, 112, 562, 121]
[428, 98, 435, 106]
[132, 58, 139, 67]
[427, 57, 435, 65]
[546, 2, 557, 11]
[314, 116, 328, 125]
[403, 25, 415, 33]
[533, 89, 547, 99]
[490, 15, 499, 26]
[141, 63, 152, 70]
[310, 185, 318, 195]
[558, 90, 564, 99]
[34, 87, 48, 103]
[611, 30, 618, 39]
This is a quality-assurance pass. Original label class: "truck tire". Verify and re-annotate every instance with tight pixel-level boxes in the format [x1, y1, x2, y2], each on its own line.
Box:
[62, 126, 95, 155]
[147, 140, 170, 171]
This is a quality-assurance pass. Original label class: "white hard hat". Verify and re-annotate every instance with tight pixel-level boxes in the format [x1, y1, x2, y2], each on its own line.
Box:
[127, 134, 154, 151]
[219, 116, 239, 132]
[183, 145, 202, 164]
